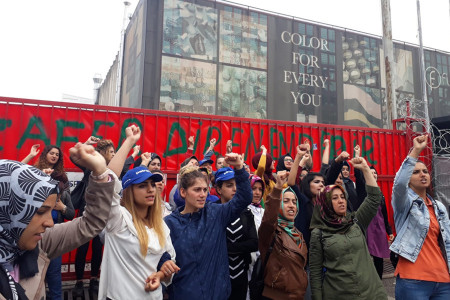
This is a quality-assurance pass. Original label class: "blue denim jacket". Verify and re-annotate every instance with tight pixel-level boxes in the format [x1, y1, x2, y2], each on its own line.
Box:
[390, 156, 450, 269]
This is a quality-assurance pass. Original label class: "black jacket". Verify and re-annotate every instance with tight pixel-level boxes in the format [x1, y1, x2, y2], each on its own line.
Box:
[326, 159, 360, 211]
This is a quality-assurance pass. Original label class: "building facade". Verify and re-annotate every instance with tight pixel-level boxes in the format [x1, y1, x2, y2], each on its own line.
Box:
[99, 0, 450, 129]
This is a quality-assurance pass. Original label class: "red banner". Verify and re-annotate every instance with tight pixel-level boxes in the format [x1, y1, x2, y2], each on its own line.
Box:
[0, 97, 413, 231]
[0, 97, 409, 175]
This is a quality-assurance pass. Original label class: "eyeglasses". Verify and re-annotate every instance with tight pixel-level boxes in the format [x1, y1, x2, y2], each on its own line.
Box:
[284, 158, 294, 162]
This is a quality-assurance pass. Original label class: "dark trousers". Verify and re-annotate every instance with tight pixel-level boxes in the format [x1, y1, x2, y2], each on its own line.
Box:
[75, 236, 103, 280]
[373, 256, 384, 279]
[229, 273, 248, 300]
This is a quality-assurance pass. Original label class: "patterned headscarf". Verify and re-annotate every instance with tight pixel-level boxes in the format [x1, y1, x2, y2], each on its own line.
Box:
[310, 184, 354, 233]
[249, 175, 265, 207]
[0, 160, 58, 299]
[277, 187, 302, 247]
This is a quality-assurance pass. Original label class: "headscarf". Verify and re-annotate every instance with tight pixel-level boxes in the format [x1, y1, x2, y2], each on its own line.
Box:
[133, 153, 162, 168]
[180, 155, 198, 168]
[249, 175, 265, 207]
[276, 153, 292, 172]
[309, 184, 354, 233]
[251, 151, 275, 186]
[277, 187, 302, 247]
[0, 160, 58, 299]
[342, 161, 351, 178]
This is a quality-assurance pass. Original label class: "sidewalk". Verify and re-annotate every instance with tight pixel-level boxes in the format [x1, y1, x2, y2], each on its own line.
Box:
[61, 259, 398, 300]
[382, 258, 396, 300]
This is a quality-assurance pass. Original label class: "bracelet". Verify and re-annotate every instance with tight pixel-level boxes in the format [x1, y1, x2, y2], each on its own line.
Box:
[62, 205, 67, 215]
[90, 169, 109, 181]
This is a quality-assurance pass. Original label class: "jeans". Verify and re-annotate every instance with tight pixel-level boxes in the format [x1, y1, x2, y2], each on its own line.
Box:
[396, 277, 450, 300]
[46, 256, 62, 300]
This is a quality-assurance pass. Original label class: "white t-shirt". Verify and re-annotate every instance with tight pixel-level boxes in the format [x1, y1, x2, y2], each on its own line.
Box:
[247, 204, 265, 300]
[98, 178, 176, 300]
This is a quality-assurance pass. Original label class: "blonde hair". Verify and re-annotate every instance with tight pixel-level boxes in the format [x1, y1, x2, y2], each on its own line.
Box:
[122, 184, 166, 257]
[178, 165, 206, 190]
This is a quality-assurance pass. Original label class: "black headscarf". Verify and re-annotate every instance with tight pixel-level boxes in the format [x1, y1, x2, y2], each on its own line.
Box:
[276, 153, 292, 172]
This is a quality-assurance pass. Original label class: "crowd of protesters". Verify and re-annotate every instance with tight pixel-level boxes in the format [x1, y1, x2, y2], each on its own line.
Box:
[1, 126, 450, 300]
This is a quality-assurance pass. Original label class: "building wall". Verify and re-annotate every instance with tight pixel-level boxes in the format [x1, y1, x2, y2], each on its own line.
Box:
[108, 0, 450, 128]
[97, 53, 119, 107]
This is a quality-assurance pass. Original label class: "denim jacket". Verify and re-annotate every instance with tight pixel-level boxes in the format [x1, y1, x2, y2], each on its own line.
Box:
[390, 156, 450, 270]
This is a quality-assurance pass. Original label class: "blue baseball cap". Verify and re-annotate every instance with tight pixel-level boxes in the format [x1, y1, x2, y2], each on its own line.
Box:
[122, 166, 163, 189]
[215, 167, 235, 183]
[199, 158, 214, 166]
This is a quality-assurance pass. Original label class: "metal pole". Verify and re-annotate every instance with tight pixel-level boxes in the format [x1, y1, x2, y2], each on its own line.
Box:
[381, 0, 397, 129]
[416, 0, 430, 133]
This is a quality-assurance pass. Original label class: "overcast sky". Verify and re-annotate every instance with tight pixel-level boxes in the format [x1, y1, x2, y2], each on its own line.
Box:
[0, 0, 448, 103]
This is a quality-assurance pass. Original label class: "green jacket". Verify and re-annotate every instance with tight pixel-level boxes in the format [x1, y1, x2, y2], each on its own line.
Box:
[309, 185, 387, 300]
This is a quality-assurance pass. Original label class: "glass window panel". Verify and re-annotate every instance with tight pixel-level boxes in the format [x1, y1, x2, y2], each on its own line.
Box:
[260, 15, 267, 25]
[299, 65, 305, 73]
[219, 9, 267, 68]
[298, 23, 305, 34]
[329, 30, 335, 41]
[218, 65, 267, 119]
[329, 54, 335, 65]
[329, 42, 335, 52]
[330, 70, 335, 80]
[162, 1, 217, 60]
[330, 81, 336, 91]
[160, 56, 216, 114]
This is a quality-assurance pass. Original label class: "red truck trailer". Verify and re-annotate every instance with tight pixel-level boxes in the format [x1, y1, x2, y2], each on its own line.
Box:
[0, 96, 417, 280]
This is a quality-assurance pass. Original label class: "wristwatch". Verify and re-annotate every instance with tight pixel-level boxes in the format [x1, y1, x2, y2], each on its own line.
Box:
[62, 205, 67, 215]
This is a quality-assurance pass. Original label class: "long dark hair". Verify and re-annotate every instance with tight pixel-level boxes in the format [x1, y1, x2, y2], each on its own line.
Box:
[301, 172, 325, 200]
[409, 160, 434, 197]
[35, 145, 64, 173]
